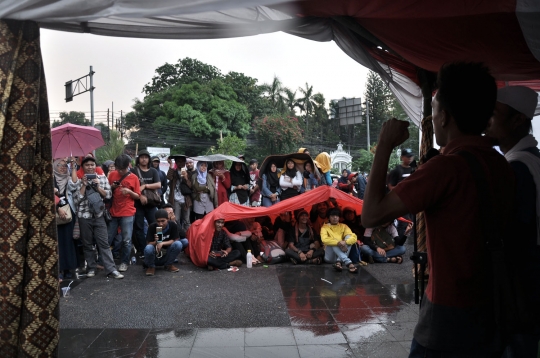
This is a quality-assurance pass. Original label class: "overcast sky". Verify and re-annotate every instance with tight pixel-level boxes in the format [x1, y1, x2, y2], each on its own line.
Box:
[41, 29, 370, 126]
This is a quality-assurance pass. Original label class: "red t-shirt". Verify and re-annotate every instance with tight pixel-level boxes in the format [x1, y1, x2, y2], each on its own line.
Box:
[393, 136, 514, 350]
[108, 171, 141, 217]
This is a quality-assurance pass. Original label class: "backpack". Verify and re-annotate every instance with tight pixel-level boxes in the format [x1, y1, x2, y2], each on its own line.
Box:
[260, 240, 287, 264]
[85, 185, 105, 215]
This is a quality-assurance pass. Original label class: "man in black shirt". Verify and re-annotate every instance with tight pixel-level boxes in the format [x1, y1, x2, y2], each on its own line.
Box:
[285, 210, 324, 264]
[132, 150, 161, 256]
[151, 156, 168, 205]
[144, 209, 182, 276]
[207, 218, 241, 271]
[387, 148, 415, 237]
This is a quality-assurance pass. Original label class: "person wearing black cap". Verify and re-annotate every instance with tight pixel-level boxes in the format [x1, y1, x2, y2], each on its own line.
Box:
[132, 150, 161, 257]
[68, 156, 123, 279]
[151, 156, 168, 205]
[387, 148, 415, 237]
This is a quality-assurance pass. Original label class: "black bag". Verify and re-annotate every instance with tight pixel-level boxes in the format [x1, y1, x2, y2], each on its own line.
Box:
[371, 227, 395, 251]
[85, 185, 105, 215]
[458, 151, 534, 335]
[136, 168, 161, 207]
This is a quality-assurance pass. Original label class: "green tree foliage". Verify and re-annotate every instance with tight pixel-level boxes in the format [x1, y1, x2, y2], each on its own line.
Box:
[143, 57, 222, 95]
[351, 143, 406, 174]
[52, 111, 90, 128]
[261, 75, 286, 114]
[95, 130, 125, 164]
[252, 116, 303, 155]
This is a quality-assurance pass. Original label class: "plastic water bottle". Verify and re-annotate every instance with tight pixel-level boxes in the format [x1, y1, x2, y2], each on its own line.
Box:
[131, 256, 136, 265]
[246, 250, 252, 268]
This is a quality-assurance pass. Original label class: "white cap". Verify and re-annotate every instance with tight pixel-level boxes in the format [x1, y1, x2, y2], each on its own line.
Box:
[497, 86, 538, 119]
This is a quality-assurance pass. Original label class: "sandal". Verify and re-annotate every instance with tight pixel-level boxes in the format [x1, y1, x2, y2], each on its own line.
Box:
[387, 257, 397, 263]
[396, 256, 403, 264]
[348, 263, 358, 274]
[333, 261, 343, 272]
[308, 257, 322, 265]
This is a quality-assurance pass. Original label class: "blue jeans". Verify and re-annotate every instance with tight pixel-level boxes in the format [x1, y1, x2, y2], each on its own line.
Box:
[359, 244, 406, 263]
[134, 204, 157, 254]
[262, 196, 280, 207]
[108, 216, 134, 265]
[177, 238, 189, 252]
[324, 245, 352, 265]
[144, 241, 183, 268]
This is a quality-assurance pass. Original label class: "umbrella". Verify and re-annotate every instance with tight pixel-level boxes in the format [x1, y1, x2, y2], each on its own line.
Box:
[51, 123, 105, 159]
[189, 154, 244, 163]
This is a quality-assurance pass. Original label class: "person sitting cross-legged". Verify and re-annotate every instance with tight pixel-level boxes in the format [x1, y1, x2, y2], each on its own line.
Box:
[144, 209, 183, 276]
[285, 210, 324, 265]
[321, 208, 358, 273]
[360, 222, 407, 264]
[207, 217, 242, 271]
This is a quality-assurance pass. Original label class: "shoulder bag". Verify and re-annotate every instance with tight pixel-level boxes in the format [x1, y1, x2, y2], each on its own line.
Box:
[136, 167, 161, 207]
[371, 227, 395, 251]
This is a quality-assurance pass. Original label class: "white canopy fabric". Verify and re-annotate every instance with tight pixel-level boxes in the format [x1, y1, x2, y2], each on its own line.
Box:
[2, 0, 540, 124]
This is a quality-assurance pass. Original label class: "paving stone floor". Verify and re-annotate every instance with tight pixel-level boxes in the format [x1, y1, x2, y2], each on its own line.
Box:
[58, 250, 420, 358]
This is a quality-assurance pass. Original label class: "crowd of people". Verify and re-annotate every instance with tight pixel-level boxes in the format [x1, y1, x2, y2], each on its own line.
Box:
[52, 61, 540, 357]
[53, 144, 410, 281]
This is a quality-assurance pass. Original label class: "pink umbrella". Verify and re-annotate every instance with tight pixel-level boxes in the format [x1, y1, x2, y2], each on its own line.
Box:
[51, 123, 105, 159]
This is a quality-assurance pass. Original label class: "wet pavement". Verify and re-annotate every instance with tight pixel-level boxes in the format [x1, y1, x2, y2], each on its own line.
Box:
[59, 253, 418, 357]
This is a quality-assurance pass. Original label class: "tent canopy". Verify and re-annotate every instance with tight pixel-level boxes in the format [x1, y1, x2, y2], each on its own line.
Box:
[3, 0, 540, 122]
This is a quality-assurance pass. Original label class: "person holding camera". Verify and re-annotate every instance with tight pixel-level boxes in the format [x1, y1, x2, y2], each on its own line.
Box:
[69, 156, 123, 279]
[144, 209, 183, 276]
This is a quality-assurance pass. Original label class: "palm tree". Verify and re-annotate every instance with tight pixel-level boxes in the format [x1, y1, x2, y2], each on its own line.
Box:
[298, 82, 316, 139]
[284, 87, 300, 115]
[262, 75, 286, 113]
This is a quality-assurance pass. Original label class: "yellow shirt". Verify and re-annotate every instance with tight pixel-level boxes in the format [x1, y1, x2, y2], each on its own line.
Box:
[321, 223, 357, 246]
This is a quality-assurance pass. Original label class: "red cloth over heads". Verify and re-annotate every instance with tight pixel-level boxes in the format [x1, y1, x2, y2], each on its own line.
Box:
[186, 186, 363, 267]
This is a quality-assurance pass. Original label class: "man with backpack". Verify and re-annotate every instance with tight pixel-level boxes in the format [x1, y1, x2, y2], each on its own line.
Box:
[69, 156, 123, 279]
[362, 63, 516, 356]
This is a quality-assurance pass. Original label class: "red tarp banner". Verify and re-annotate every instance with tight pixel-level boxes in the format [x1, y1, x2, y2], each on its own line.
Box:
[186, 186, 363, 268]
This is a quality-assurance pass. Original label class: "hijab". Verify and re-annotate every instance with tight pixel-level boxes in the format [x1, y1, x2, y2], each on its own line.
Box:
[196, 161, 208, 185]
[338, 169, 351, 185]
[229, 162, 249, 204]
[314, 152, 331, 173]
[266, 162, 280, 192]
[53, 159, 69, 195]
[284, 159, 297, 178]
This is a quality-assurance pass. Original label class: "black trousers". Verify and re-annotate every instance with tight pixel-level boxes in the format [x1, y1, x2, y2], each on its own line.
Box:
[207, 250, 241, 269]
[285, 248, 325, 264]
[231, 240, 262, 263]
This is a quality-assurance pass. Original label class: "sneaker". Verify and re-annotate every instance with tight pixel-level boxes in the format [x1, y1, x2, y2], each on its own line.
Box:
[108, 270, 124, 279]
[165, 265, 179, 273]
[118, 263, 128, 272]
[86, 270, 95, 277]
[146, 267, 155, 276]
[229, 260, 242, 267]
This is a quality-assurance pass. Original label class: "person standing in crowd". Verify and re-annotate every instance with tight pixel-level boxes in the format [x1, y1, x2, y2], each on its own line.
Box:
[485, 85, 540, 357]
[302, 161, 318, 192]
[69, 156, 123, 279]
[151, 156, 168, 206]
[261, 162, 281, 207]
[54, 158, 78, 281]
[286, 210, 324, 265]
[279, 158, 302, 201]
[249, 159, 261, 207]
[101, 160, 115, 178]
[209, 160, 231, 206]
[362, 63, 515, 357]
[167, 156, 192, 230]
[314, 152, 332, 185]
[132, 150, 161, 256]
[321, 208, 358, 273]
[108, 154, 140, 273]
[229, 161, 251, 207]
[76, 152, 105, 179]
[356, 173, 367, 200]
[144, 209, 182, 276]
[192, 161, 217, 220]
[207, 217, 242, 270]
[387, 148, 415, 236]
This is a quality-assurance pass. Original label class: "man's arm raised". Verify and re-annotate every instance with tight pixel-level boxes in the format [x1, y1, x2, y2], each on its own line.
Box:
[362, 119, 410, 228]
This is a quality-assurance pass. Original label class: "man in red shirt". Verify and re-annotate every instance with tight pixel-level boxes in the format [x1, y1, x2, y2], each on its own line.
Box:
[108, 154, 141, 272]
[362, 63, 515, 357]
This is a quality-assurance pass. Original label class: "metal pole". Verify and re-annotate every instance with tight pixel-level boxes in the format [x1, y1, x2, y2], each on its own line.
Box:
[120, 110, 123, 139]
[366, 101, 370, 151]
[90, 66, 94, 127]
[112, 102, 115, 130]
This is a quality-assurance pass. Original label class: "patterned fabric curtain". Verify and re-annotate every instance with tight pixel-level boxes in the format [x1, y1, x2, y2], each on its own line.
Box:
[0, 20, 59, 357]
[414, 115, 433, 276]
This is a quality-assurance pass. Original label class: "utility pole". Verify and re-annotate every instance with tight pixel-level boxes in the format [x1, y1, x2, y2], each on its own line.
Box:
[120, 110, 123, 139]
[64, 66, 95, 126]
[107, 108, 110, 142]
[112, 102, 115, 131]
[366, 101, 370, 151]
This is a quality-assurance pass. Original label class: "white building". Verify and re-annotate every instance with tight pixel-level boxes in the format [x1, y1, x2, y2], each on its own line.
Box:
[330, 142, 352, 172]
